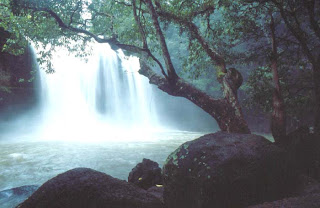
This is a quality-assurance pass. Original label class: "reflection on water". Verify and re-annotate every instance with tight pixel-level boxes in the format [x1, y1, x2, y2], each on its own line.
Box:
[0, 131, 206, 191]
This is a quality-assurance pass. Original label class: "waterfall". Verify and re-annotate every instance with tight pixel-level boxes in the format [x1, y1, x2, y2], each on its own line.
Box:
[37, 43, 161, 141]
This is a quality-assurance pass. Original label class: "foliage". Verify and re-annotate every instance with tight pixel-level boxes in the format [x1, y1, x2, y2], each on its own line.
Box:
[244, 64, 314, 113]
[0, 69, 11, 93]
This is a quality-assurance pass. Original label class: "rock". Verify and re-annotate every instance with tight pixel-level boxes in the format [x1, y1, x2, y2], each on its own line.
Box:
[163, 132, 298, 208]
[250, 174, 320, 208]
[294, 175, 320, 196]
[147, 186, 164, 202]
[0, 44, 38, 120]
[0, 185, 39, 208]
[18, 168, 164, 208]
[128, 158, 162, 190]
[282, 127, 320, 180]
[248, 193, 320, 208]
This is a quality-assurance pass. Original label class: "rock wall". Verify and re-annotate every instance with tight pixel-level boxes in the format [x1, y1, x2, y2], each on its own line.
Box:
[0, 28, 38, 120]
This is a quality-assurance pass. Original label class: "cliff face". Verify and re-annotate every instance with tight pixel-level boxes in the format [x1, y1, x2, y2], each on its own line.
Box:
[0, 28, 39, 120]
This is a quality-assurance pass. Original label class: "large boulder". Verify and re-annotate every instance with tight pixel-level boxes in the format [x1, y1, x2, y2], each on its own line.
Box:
[18, 168, 164, 208]
[163, 132, 297, 208]
[128, 158, 162, 190]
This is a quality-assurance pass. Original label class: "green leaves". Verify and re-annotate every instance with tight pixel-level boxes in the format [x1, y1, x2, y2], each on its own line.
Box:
[243, 66, 273, 113]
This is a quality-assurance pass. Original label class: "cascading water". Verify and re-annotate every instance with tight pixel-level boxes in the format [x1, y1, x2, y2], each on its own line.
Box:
[37, 43, 161, 141]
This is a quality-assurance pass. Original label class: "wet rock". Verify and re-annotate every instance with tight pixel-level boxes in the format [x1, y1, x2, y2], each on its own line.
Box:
[0, 185, 39, 208]
[18, 168, 164, 208]
[128, 158, 162, 190]
[163, 132, 298, 208]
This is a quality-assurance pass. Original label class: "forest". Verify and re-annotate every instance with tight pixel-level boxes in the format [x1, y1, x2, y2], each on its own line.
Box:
[0, 0, 320, 208]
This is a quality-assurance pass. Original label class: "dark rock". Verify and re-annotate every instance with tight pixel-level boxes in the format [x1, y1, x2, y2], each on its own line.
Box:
[0, 45, 38, 120]
[294, 175, 320, 196]
[18, 168, 164, 208]
[248, 193, 320, 208]
[281, 127, 320, 180]
[0, 185, 39, 208]
[128, 158, 162, 190]
[147, 186, 164, 202]
[250, 174, 320, 208]
[163, 132, 298, 208]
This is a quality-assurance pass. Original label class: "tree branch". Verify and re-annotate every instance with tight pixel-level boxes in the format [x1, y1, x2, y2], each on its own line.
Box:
[132, 0, 167, 79]
[68, 1, 81, 27]
[24, 6, 148, 56]
[273, 1, 316, 65]
[305, 0, 320, 40]
[156, 9, 227, 75]
[144, 0, 178, 82]
[139, 59, 250, 133]
[139, 59, 223, 117]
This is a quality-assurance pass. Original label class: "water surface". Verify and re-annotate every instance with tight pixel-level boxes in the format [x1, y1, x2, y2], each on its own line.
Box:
[0, 131, 206, 191]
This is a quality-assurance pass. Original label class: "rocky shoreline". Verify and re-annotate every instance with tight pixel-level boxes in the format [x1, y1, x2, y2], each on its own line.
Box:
[1, 130, 319, 208]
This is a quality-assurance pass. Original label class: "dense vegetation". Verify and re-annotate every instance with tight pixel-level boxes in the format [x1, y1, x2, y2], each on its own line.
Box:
[0, 0, 319, 140]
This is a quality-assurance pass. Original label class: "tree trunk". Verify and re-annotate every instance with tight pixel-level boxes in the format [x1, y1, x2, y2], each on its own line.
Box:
[270, 13, 286, 142]
[276, 1, 319, 136]
[139, 60, 251, 134]
[142, 0, 250, 133]
[271, 63, 286, 142]
[144, 0, 178, 82]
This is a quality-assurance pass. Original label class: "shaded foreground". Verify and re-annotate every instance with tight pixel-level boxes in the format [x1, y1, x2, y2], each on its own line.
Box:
[5, 131, 320, 207]
[18, 168, 163, 208]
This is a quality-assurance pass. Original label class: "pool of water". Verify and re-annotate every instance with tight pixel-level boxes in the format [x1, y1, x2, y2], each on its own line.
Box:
[0, 131, 206, 191]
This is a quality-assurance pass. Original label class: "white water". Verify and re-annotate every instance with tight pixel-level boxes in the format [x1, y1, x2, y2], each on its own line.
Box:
[0, 43, 218, 142]
[36, 44, 165, 142]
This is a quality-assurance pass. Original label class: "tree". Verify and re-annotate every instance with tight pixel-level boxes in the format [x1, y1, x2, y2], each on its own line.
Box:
[206, 0, 316, 138]
[269, 10, 286, 141]
[243, 0, 320, 135]
[2, 0, 251, 133]
[267, 0, 320, 134]
[177, 0, 288, 139]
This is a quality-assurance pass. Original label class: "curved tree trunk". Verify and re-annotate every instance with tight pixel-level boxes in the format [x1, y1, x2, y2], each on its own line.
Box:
[139, 60, 250, 134]
[142, 0, 250, 134]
